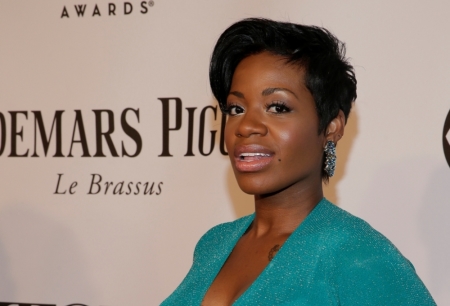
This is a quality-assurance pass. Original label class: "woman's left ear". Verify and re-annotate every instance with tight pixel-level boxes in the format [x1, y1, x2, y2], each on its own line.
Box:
[324, 110, 345, 145]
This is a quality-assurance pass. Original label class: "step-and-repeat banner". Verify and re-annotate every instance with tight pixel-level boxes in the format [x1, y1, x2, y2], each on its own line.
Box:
[1, 1, 449, 305]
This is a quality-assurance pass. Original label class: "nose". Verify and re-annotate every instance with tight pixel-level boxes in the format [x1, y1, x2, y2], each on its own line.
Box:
[235, 109, 268, 138]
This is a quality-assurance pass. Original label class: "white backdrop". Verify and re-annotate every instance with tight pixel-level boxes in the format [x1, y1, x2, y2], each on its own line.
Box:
[0, 1, 449, 305]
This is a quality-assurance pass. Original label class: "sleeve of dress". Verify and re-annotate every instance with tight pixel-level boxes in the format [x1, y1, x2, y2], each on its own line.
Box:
[336, 239, 436, 306]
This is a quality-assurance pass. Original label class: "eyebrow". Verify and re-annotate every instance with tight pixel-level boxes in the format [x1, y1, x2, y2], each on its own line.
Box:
[228, 87, 297, 99]
[262, 87, 297, 98]
[229, 91, 245, 98]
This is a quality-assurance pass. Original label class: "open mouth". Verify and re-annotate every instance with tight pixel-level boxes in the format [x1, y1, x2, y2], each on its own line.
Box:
[239, 152, 272, 161]
[233, 144, 275, 172]
[234, 146, 274, 172]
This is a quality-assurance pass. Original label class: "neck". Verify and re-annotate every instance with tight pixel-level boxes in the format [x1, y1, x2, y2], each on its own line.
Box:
[250, 182, 323, 237]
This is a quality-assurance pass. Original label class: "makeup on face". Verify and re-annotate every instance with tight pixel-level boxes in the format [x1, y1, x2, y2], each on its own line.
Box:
[224, 52, 324, 196]
[233, 144, 275, 172]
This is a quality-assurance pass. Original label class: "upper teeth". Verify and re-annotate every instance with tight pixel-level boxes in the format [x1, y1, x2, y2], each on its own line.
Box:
[240, 153, 270, 157]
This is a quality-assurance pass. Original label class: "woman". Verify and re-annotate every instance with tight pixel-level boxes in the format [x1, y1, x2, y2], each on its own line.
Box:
[161, 18, 435, 305]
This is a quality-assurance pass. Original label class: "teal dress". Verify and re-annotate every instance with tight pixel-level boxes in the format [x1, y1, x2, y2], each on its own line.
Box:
[161, 198, 436, 305]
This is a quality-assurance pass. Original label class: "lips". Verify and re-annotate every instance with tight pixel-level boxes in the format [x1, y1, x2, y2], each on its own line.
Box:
[233, 144, 275, 172]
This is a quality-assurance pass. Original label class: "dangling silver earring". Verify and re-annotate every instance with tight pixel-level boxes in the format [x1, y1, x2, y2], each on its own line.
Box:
[324, 140, 336, 177]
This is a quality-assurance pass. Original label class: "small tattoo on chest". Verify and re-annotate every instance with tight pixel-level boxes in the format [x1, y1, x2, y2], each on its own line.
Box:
[268, 244, 281, 261]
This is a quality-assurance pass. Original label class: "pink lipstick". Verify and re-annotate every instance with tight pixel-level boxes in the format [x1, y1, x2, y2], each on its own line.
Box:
[233, 145, 274, 172]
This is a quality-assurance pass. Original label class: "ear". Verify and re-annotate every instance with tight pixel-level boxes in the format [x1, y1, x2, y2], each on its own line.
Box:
[324, 110, 345, 145]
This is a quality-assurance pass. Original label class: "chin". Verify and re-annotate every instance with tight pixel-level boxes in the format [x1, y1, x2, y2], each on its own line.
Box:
[233, 169, 322, 197]
[234, 177, 269, 195]
[234, 176, 286, 196]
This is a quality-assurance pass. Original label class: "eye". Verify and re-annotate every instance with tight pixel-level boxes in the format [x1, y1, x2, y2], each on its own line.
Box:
[266, 101, 291, 114]
[225, 103, 245, 116]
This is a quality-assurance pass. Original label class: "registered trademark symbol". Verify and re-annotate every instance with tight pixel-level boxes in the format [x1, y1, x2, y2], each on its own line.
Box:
[149, 0, 154, 7]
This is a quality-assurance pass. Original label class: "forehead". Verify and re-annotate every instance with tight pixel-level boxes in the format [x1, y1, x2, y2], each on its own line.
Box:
[231, 52, 306, 91]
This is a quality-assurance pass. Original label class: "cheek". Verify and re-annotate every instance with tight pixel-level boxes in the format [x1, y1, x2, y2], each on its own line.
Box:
[224, 119, 235, 152]
[277, 122, 322, 164]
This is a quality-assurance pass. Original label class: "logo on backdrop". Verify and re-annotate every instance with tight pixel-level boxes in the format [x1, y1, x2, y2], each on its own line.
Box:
[443, 109, 450, 167]
[0, 97, 226, 196]
[0, 98, 226, 158]
[60, 1, 155, 18]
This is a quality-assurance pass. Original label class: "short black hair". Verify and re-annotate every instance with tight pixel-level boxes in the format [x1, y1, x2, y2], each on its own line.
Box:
[209, 18, 357, 134]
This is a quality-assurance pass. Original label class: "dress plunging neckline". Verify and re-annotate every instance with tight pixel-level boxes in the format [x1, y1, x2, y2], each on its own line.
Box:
[162, 197, 435, 305]
[201, 197, 327, 305]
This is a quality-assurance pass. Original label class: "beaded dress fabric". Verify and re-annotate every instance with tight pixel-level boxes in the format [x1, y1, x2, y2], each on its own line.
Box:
[161, 198, 436, 305]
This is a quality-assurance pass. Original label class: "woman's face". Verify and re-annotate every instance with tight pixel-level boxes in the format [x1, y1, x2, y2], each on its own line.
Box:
[225, 52, 326, 196]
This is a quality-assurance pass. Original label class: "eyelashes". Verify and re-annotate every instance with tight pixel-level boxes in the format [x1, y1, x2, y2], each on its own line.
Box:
[224, 101, 292, 116]
[265, 101, 291, 113]
[224, 103, 243, 116]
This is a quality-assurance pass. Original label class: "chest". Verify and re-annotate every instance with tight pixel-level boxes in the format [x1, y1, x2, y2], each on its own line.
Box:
[202, 235, 285, 305]
[199, 235, 340, 305]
